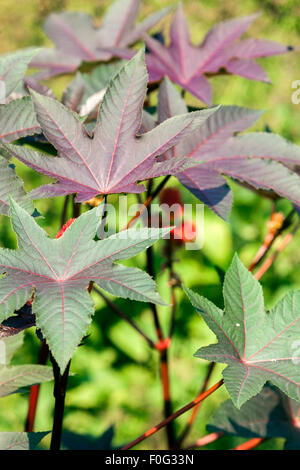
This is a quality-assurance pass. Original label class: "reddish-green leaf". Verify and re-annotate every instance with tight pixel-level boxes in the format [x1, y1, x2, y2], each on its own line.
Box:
[0, 198, 171, 371]
[185, 254, 300, 408]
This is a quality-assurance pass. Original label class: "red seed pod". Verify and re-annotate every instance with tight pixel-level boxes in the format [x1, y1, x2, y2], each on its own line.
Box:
[159, 187, 184, 219]
[56, 218, 75, 239]
[171, 220, 197, 246]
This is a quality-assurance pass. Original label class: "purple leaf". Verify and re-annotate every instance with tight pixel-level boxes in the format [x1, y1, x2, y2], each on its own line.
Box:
[225, 59, 271, 83]
[153, 78, 300, 218]
[4, 50, 216, 201]
[30, 48, 81, 80]
[152, 77, 261, 219]
[200, 132, 300, 166]
[31, 0, 171, 78]
[206, 158, 300, 211]
[138, 5, 291, 104]
[177, 167, 233, 221]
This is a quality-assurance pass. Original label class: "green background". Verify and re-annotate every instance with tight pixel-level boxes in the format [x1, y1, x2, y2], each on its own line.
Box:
[0, 0, 299, 450]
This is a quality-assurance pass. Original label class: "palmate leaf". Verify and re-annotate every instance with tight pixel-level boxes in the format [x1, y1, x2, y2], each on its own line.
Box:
[30, 0, 171, 79]
[4, 50, 216, 201]
[0, 432, 49, 450]
[0, 332, 53, 397]
[0, 154, 34, 216]
[0, 198, 171, 371]
[208, 385, 300, 450]
[185, 255, 300, 408]
[151, 78, 300, 220]
[112, 4, 290, 104]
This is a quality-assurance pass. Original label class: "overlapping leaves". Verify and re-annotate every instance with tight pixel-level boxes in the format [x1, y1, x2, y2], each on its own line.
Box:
[0, 332, 52, 397]
[112, 4, 291, 104]
[185, 255, 300, 408]
[0, 156, 35, 216]
[30, 0, 171, 79]
[4, 50, 216, 201]
[0, 48, 41, 143]
[145, 77, 300, 220]
[0, 198, 171, 371]
[0, 50, 42, 216]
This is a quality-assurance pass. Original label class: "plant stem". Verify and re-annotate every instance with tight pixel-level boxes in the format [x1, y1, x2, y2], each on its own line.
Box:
[60, 195, 70, 227]
[50, 355, 71, 451]
[184, 431, 224, 449]
[146, 243, 175, 448]
[72, 194, 81, 218]
[93, 286, 156, 349]
[254, 222, 300, 281]
[176, 361, 215, 448]
[121, 379, 224, 450]
[25, 340, 49, 432]
[233, 437, 265, 450]
[126, 175, 171, 229]
[249, 208, 295, 272]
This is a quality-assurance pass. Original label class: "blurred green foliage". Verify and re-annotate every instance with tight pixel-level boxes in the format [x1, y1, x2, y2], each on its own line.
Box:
[0, 0, 299, 450]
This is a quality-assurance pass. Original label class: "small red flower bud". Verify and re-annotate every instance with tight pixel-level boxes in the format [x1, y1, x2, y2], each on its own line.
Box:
[56, 218, 75, 239]
[171, 220, 197, 246]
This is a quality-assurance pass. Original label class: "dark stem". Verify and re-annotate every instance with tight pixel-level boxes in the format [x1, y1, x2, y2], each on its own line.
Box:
[98, 195, 108, 239]
[72, 194, 81, 218]
[25, 340, 49, 432]
[149, 175, 171, 203]
[146, 236, 175, 448]
[93, 286, 156, 349]
[50, 355, 71, 451]
[126, 175, 171, 229]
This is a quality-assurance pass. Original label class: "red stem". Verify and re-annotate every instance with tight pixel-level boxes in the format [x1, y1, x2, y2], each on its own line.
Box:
[121, 379, 224, 450]
[233, 437, 265, 450]
[25, 341, 49, 432]
[176, 361, 215, 447]
[185, 431, 224, 449]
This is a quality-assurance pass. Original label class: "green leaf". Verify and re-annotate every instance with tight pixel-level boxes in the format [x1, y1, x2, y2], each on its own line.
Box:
[0, 332, 53, 397]
[184, 254, 300, 408]
[0, 48, 39, 98]
[0, 199, 170, 371]
[0, 154, 34, 216]
[208, 384, 300, 450]
[61, 426, 114, 450]
[0, 431, 49, 450]
[0, 97, 41, 142]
